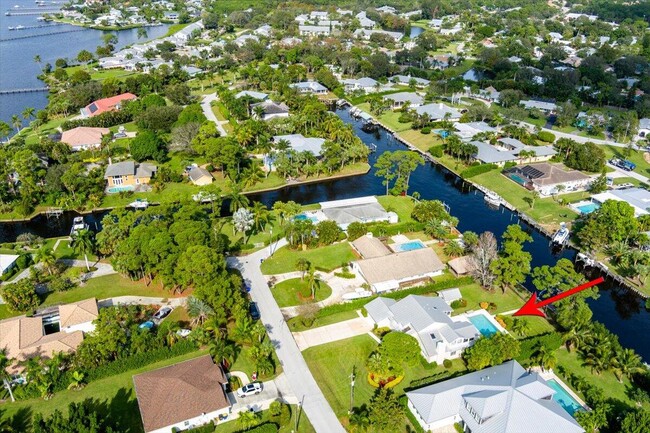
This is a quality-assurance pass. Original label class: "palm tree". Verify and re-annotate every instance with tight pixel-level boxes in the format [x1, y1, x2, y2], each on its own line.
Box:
[71, 229, 95, 271]
[67, 370, 85, 391]
[209, 337, 237, 369]
[0, 349, 15, 402]
[233, 316, 255, 345]
[296, 259, 310, 280]
[21, 107, 35, 125]
[563, 326, 591, 353]
[237, 409, 261, 431]
[349, 408, 370, 432]
[0, 121, 11, 142]
[511, 318, 530, 337]
[34, 55, 42, 73]
[606, 241, 630, 265]
[306, 267, 321, 299]
[612, 348, 643, 382]
[443, 241, 464, 258]
[10, 115, 21, 134]
[186, 296, 214, 326]
[533, 344, 556, 371]
[241, 165, 263, 189]
[251, 321, 267, 344]
[35, 248, 56, 275]
[227, 182, 250, 212]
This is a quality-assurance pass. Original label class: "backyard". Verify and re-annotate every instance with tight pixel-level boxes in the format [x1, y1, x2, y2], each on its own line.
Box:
[272, 278, 332, 308]
[260, 243, 357, 275]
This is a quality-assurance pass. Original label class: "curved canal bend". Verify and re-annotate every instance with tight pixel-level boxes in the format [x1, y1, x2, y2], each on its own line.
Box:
[1, 107, 648, 359]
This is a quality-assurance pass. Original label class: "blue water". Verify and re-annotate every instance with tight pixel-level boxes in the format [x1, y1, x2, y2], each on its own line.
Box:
[468, 314, 499, 337]
[547, 379, 583, 416]
[294, 213, 318, 223]
[576, 203, 599, 214]
[394, 240, 425, 252]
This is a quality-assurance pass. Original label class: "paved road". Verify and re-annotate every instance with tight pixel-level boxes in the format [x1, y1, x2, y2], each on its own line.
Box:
[201, 93, 229, 136]
[227, 239, 346, 433]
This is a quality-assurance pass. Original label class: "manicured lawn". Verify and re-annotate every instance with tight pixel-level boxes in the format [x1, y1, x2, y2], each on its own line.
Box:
[397, 129, 442, 152]
[376, 195, 416, 222]
[272, 278, 332, 308]
[0, 305, 13, 320]
[229, 343, 282, 381]
[514, 315, 555, 336]
[356, 103, 412, 132]
[1, 350, 208, 433]
[613, 176, 647, 187]
[453, 283, 527, 315]
[260, 243, 356, 275]
[212, 105, 227, 122]
[287, 310, 359, 332]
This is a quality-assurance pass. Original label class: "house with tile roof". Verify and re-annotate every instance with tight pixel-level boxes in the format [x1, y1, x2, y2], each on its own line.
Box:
[407, 360, 584, 433]
[80, 93, 137, 118]
[60, 127, 111, 151]
[59, 298, 99, 333]
[365, 295, 481, 363]
[133, 355, 230, 433]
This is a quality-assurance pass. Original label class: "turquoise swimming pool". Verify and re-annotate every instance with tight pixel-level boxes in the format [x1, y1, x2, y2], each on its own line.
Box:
[547, 379, 583, 416]
[468, 314, 499, 337]
[509, 174, 527, 185]
[107, 185, 135, 193]
[294, 213, 318, 223]
[576, 202, 600, 214]
[393, 240, 425, 252]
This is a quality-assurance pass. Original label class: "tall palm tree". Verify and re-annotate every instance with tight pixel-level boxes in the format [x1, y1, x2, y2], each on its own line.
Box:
[533, 344, 556, 371]
[306, 267, 321, 299]
[35, 248, 56, 275]
[612, 348, 643, 382]
[10, 115, 21, 134]
[227, 182, 250, 212]
[209, 337, 237, 369]
[0, 349, 15, 402]
[237, 409, 261, 431]
[186, 296, 214, 326]
[21, 107, 35, 125]
[0, 121, 11, 142]
[251, 202, 269, 233]
[71, 229, 95, 271]
[296, 258, 310, 280]
[511, 318, 530, 337]
[34, 55, 42, 73]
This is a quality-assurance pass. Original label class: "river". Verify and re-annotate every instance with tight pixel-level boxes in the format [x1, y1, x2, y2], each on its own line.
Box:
[0, 0, 170, 125]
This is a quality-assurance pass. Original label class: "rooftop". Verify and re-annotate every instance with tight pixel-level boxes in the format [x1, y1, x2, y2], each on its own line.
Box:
[354, 248, 444, 285]
[60, 127, 110, 147]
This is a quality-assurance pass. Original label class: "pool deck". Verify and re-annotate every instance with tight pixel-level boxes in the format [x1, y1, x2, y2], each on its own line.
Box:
[532, 367, 589, 411]
[462, 309, 508, 334]
[569, 199, 598, 214]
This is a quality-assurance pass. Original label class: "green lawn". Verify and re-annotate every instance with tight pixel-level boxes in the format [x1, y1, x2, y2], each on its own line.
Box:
[212, 405, 314, 433]
[356, 103, 412, 132]
[229, 343, 283, 381]
[376, 195, 416, 222]
[260, 243, 356, 275]
[272, 278, 332, 308]
[287, 310, 359, 332]
[602, 145, 650, 177]
[397, 129, 442, 152]
[1, 350, 208, 433]
[452, 283, 527, 315]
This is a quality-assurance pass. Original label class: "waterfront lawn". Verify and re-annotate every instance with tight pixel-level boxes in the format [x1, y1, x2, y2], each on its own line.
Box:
[602, 146, 650, 177]
[260, 243, 356, 275]
[397, 129, 442, 152]
[287, 310, 359, 332]
[356, 103, 412, 132]
[1, 350, 207, 433]
[453, 283, 527, 315]
[272, 278, 332, 308]
[376, 195, 416, 222]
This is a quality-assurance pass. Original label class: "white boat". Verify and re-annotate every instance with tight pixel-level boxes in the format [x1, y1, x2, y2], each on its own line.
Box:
[70, 216, 88, 236]
[8, 26, 15, 30]
[552, 222, 570, 245]
[342, 288, 373, 301]
[483, 190, 502, 206]
[15, 25, 25, 30]
[128, 198, 149, 209]
[576, 252, 595, 267]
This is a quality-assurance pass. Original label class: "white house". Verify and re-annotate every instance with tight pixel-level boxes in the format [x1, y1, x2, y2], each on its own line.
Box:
[407, 360, 585, 433]
[320, 197, 397, 230]
[0, 254, 19, 275]
[252, 100, 290, 121]
[289, 81, 328, 94]
[391, 75, 430, 87]
[472, 138, 557, 167]
[638, 118, 650, 139]
[341, 77, 379, 93]
[365, 295, 481, 363]
[133, 355, 231, 433]
[299, 25, 331, 36]
[520, 99, 558, 113]
[414, 103, 462, 121]
[353, 29, 403, 42]
[383, 92, 424, 109]
[504, 163, 592, 196]
[591, 188, 650, 217]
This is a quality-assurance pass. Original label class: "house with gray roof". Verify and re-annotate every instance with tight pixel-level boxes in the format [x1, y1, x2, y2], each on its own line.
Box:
[353, 28, 403, 42]
[234, 90, 268, 101]
[341, 77, 380, 93]
[390, 75, 430, 87]
[299, 25, 332, 36]
[520, 99, 558, 113]
[272, 134, 326, 156]
[172, 20, 203, 44]
[289, 81, 328, 94]
[414, 103, 462, 121]
[104, 161, 157, 192]
[638, 118, 650, 139]
[320, 196, 397, 230]
[383, 92, 424, 109]
[591, 187, 650, 217]
[453, 122, 495, 140]
[471, 140, 556, 167]
[251, 100, 289, 121]
[407, 360, 584, 433]
[355, 12, 376, 29]
[365, 295, 480, 363]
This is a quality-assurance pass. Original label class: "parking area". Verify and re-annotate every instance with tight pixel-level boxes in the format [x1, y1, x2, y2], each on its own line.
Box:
[227, 379, 282, 413]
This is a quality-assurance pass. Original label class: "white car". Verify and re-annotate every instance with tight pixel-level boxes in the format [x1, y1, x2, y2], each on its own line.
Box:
[237, 382, 262, 397]
[153, 306, 173, 320]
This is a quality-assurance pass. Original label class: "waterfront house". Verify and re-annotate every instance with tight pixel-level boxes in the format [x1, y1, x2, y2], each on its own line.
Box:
[520, 99, 558, 113]
[299, 25, 332, 36]
[471, 140, 556, 167]
[352, 247, 444, 293]
[272, 134, 326, 156]
[390, 75, 430, 88]
[365, 295, 480, 363]
[591, 188, 650, 217]
[289, 81, 328, 94]
[104, 161, 157, 191]
[60, 127, 111, 151]
[81, 93, 137, 118]
[383, 92, 424, 109]
[413, 103, 462, 121]
[321, 197, 398, 230]
[188, 166, 213, 186]
[452, 122, 496, 140]
[0, 298, 98, 374]
[503, 163, 591, 196]
[0, 254, 19, 276]
[251, 100, 290, 121]
[407, 360, 585, 433]
[355, 12, 376, 29]
[172, 20, 204, 44]
[133, 355, 231, 433]
[353, 28, 403, 42]
[341, 77, 379, 93]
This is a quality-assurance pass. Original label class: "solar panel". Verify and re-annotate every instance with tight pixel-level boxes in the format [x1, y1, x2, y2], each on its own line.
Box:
[520, 165, 544, 179]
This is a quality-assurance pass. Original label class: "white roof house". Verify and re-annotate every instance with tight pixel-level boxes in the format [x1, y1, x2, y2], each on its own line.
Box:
[591, 188, 650, 217]
[234, 90, 268, 100]
[272, 134, 326, 156]
[383, 92, 425, 108]
[638, 118, 650, 138]
[365, 295, 480, 363]
[414, 103, 462, 121]
[0, 254, 19, 275]
[320, 196, 397, 230]
[355, 12, 376, 29]
[407, 360, 584, 433]
[453, 122, 496, 140]
[341, 77, 379, 93]
[299, 25, 332, 36]
[471, 139, 556, 167]
[520, 100, 558, 113]
[391, 75, 430, 87]
[289, 81, 328, 94]
[353, 29, 403, 42]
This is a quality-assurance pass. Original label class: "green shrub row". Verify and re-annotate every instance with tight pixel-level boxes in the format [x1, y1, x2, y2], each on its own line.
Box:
[245, 423, 279, 433]
[515, 332, 563, 365]
[62, 110, 132, 131]
[459, 163, 498, 179]
[367, 221, 425, 237]
[399, 395, 426, 433]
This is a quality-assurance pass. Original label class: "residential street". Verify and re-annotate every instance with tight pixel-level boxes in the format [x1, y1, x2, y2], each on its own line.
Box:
[201, 93, 229, 136]
[227, 239, 347, 433]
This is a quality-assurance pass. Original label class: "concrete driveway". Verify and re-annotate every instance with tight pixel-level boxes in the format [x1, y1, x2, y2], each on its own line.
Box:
[293, 316, 374, 351]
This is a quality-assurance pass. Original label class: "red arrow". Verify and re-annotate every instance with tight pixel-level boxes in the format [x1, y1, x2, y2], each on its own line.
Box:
[513, 277, 604, 317]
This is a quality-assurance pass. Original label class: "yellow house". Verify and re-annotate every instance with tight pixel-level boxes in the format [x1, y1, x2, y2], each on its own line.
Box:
[104, 161, 157, 192]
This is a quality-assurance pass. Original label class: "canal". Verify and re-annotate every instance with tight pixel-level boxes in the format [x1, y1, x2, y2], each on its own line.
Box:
[0, 107, 648, 360]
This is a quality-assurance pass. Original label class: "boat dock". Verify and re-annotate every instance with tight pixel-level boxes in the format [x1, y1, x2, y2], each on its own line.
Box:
[0, 87, 50, 95]
[0, 28, 87, 42]
[45, 208, 63, 218]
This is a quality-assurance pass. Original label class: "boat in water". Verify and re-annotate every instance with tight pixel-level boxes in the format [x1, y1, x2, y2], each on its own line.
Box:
[70, 216, 89, 236]
[551, 222, 570, 245]
[483, 190, 502, 206]
[128, 198, 149, 209]
[342, 288, 373, 300]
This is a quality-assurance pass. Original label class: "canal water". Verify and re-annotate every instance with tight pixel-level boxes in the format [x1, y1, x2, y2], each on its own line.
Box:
[0, 0, 170, 125]
[0, 97, 647, 359]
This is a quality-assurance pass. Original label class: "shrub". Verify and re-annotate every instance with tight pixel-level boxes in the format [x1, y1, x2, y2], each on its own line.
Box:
[479, 301, 489, 309]
[346, 222, 368, 241]
[428, 145, 443, 157]
[450, 299, 467, 309]
[421, 127, 431, 134]
[495, 316, 507, 328]
[49, 276, 76, 292]
[1, 279, 39, 312]
[460, 163, 498, 179]
[516, 332, 563, 365]
[536, 131, 555, 143]
[443, 359, 452, 369]
[15, 254, 33, 270]
[373, 326, 391, 337]
[62, 110, 132, 130]
[246, 424, 279, 433]
[503, 161, 517, 169]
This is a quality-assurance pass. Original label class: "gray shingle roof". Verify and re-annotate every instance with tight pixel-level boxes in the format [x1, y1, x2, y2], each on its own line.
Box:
[391, 75, 430, 86]
[383, 92, 424, 105]
[273, 134, 325, 155]
[104, 161, 135, 178]
[414, 103, 461, 120]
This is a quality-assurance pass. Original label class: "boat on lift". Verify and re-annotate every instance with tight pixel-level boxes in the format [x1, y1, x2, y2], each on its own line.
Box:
[551, 222, 570, 245]
[483, 190, 502, 206]
[70, 216, 89, 236]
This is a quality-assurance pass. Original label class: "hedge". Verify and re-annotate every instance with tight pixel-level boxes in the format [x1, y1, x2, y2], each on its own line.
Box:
[245, 423, 279, 433]
[460, 163, 498, 179]
[384, 276, 475, 300]
[399, 395, 427, 433]
[536, 131, 556, 143]
[62, 110, 132, 130]
[367, 221, 425, 237]
[515, 332, 563, 366]
[428, 145, 444, 157]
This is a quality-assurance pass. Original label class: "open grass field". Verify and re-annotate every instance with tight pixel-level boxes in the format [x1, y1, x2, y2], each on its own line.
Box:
[272, 278, 332, 308]
[397, 129, 442, 152]
[260, 243, 357, 275]
[1, 350, 208, 433]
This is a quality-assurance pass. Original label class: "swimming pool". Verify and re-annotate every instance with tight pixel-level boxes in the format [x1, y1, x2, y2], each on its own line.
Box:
[508, 174, 527, 185]
[547, 379, 583, 416]
[393, 240, 426, 252]
[107, 185, 135, 193]
[576, 202, 600, 214]
[294, 213, 319, 223]
[468, 314, 499, 337]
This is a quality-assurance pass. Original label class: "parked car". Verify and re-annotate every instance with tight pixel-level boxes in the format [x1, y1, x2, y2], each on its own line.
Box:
[139, 321, 154, 330]
[249, 302, 260, 320]
[237, 382, 262, 397]
[153, 306, 173, 320]
[610, 158, 636, 171]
